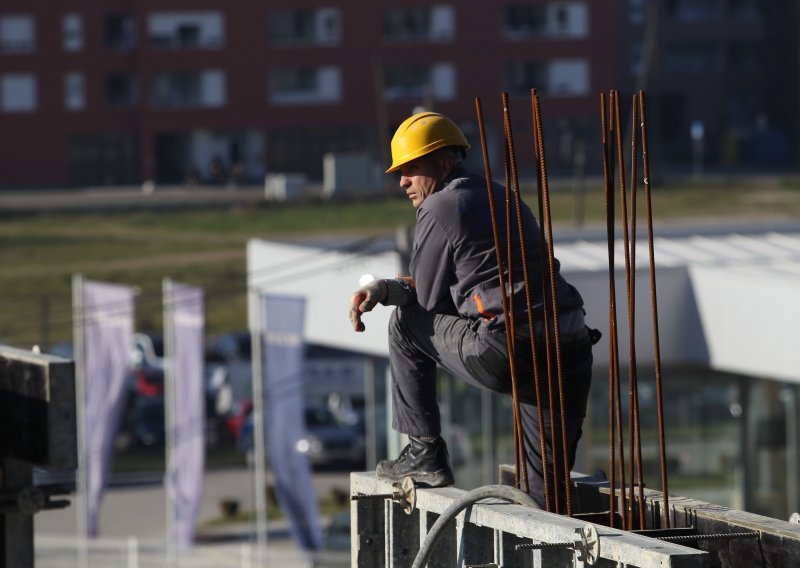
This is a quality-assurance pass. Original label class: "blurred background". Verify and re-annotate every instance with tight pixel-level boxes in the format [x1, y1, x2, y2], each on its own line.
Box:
[1, 0, 799, 566]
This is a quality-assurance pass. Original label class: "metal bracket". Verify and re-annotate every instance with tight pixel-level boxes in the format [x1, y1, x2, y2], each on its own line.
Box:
[574, 524, 600, 566]
[350, 476, 417, 515]
[394, 477, 417, 515]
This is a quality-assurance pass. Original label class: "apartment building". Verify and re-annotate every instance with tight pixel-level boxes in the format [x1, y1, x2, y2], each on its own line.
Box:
[617, 0, 798, 170]
[0, 1, 614, 187]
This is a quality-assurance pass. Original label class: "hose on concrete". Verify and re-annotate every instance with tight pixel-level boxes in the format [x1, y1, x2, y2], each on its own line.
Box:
[411, 484, 541, 568]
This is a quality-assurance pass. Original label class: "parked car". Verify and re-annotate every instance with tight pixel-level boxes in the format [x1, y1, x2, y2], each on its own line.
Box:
[129, 396, 165, 448]
[239, 403, 366, 470]
[206, 331, 253, 443]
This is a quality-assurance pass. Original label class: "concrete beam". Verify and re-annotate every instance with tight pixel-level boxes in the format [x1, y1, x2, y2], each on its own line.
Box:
[352, 472, 708, 568]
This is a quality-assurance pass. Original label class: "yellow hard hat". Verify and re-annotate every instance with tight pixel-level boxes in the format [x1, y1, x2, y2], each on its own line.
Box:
[385, 112, 470, 173]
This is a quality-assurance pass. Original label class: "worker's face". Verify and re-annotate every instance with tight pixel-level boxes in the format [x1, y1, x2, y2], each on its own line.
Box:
[398, 153, 449, 209]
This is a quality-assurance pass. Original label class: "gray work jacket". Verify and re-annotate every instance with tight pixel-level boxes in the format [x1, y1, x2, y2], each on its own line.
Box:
[388, 166, 584, 335]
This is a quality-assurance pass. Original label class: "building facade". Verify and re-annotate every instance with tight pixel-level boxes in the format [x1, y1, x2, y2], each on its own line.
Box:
[616, 0, 799, 172]
[0, 1, 615, 187]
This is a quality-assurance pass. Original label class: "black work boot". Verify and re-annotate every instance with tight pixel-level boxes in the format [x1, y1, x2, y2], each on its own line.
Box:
[376, 436, 455, 487]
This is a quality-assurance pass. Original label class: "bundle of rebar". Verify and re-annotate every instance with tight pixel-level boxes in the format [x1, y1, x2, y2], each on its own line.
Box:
[474, 89, 669, 525]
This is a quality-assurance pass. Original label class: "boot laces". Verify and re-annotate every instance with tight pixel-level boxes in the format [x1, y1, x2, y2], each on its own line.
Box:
[393, 443, 413, 465]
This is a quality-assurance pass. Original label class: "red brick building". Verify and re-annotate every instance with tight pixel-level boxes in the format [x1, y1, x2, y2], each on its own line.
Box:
[0, 1, 615, 187]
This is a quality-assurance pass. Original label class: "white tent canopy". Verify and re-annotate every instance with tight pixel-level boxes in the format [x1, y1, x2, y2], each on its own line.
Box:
[247, 239, 402, 357]
[248, 229, 800, 384]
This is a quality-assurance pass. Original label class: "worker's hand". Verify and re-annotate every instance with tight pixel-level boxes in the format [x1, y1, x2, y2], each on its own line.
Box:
[349, 279, 387, 332]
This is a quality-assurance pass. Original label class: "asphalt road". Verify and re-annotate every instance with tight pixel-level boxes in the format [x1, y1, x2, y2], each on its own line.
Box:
[34, 466, 354, 565]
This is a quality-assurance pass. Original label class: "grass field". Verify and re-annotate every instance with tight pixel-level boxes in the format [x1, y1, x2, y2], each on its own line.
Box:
[1, 175, 799, 350]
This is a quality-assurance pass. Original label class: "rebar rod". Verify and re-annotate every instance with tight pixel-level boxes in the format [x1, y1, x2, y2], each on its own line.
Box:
[607, 90, 627, 530]
[656, 532, 760, 543]
[515, 541, 573, 551]
[530, 88, 560, 513]
[504, 136, 525, 481]
[612, 90, 637, 530]
[475, 97, 525, 490]
[501, 93, 529, 492]
[640, 89, 670, 527]
[600, 92, 617, 528]
[532, 90, 573, 516]
[629, 93, 646, 530]
[510, 91, 552, 511]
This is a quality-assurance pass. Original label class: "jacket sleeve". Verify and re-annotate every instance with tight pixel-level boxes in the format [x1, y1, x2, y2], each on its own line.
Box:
[409, 208, 455, 313]
[382, 278, 417, 306]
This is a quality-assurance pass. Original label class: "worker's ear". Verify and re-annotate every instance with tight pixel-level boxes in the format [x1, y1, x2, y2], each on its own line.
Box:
[436, 151, 455, 179]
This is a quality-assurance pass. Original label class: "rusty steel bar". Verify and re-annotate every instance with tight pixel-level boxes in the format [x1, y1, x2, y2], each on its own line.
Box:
[499, 90, 553, 508]
[607, 90, 627, 530]
[475, 97, 526, 489]
[530, 89, 560, 513]
[600, 92, 617, 528]
[504, 130, 525, 481]
[612, 90, 637, 530]
[640, 90, 670, 527]
[629, 93, 646, 530]
[655, 532, 760, 544]
[501, 93, 529, 493]
[517, 89, 558, 512]
[531, 90, 573, 516]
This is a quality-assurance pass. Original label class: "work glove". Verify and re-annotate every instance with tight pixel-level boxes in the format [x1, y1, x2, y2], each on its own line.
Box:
[349, 279, 387, 332]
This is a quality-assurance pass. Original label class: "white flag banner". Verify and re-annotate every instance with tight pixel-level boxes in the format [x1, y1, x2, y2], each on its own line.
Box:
[81, 279, 135, 537]
[165, 282, 206, 551]
[261, 293, 322, 552]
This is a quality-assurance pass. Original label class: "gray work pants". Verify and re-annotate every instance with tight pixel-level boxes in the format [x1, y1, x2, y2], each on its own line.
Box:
[387, 304, 593, 510]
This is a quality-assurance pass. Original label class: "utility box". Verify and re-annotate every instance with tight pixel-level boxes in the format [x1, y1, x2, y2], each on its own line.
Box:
[322, 153, 381, 199]
[264, 173, 308, 202]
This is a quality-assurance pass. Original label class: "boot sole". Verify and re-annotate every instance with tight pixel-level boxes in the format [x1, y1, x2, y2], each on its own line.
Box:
[376, 467, 454, 488]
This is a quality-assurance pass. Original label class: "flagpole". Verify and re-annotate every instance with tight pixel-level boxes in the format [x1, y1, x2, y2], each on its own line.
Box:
[163, 277, 177, 567]
[72, 273, 89, 568]
[250, 287, 269, 565]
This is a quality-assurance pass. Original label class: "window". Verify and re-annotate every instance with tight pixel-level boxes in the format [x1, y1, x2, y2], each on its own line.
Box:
[505, 61, 547, 95]
[64, 73, 85, 111]
[269, 8, 341, 46]
[148, 11, 224, 49]
[502, 2, 588, 39]
[106, 74, 138, 108]
[1, 73, 37, 112]
[384, 5, 454, 42]
[384, 63, 456, 101]
[504, 59, 588, 96]
[63, 13, 83, 51]
[269, 66, 341, 105]
[0, 15, 35, 53]
[150, 70, 226, 109]
[105, 14, 136, 50]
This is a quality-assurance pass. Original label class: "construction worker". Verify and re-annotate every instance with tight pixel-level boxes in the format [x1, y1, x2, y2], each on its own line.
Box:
[348, 112, 597, 510]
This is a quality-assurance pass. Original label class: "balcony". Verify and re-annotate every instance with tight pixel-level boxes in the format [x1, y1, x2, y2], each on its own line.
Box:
[269, 8, 341, 47]
[150, 70, 225, 109]
[269, 66, 341, 105]
[384, 5, 454, 43]
[148, 12, 225, 50]
[502, 2, 589, 40]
